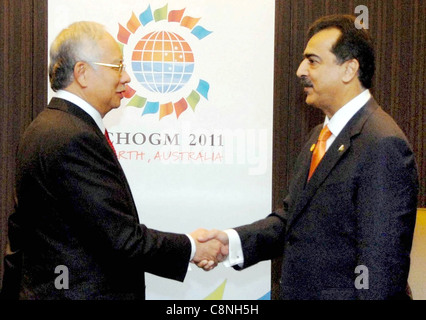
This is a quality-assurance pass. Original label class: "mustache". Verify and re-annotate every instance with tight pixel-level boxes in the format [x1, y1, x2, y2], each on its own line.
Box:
[300, 76, 313, 88]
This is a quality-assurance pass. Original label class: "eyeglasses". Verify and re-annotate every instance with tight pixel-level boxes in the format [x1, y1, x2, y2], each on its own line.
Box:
[92, 62, 126, 73]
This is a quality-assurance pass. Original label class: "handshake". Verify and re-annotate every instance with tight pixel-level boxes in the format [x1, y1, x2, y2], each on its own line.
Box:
[189, 229, 230, 271]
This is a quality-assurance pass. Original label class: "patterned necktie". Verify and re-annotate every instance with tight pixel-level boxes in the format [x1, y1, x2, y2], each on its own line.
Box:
[308, 125, 332, 181]
[104, 129, 117, 156]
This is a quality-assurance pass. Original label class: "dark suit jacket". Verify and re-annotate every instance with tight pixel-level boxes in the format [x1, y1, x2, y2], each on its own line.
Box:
[2, 98, 191, 300]
[235, 98, 418, 300]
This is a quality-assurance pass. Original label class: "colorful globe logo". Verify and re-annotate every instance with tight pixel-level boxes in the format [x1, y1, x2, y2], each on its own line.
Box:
[117, 5, 212, 119]
[132, 31, 194, 94]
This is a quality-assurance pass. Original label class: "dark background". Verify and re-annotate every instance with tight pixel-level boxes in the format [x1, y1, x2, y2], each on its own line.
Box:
[1, 0, 424, 298]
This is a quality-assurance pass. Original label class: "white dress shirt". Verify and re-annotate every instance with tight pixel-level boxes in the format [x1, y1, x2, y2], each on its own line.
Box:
[224, 89, 372, 268]
[324, 89, 371, 151]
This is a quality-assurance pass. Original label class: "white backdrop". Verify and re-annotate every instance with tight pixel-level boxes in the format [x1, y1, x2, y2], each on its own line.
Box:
[48, 0, 275, 300]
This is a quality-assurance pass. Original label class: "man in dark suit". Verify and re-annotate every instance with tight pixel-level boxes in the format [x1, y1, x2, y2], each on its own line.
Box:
[199, 15, 418, 299]
[1, 21, 222, 300]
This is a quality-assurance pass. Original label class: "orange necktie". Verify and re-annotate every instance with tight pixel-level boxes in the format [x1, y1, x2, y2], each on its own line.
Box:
[104, 129, 117, 156]
[308, 125, 332, 180]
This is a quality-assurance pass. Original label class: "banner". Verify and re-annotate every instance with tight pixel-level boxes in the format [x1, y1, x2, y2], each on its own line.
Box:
[48, 0, 275, 300]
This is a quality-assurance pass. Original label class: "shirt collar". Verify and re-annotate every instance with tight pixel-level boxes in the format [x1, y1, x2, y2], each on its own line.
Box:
[55, 90, 105, 133]
[324, 89, 371, 136]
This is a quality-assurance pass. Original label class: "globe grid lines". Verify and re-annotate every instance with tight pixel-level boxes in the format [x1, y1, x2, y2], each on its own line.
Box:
[132, 30, 195, 94]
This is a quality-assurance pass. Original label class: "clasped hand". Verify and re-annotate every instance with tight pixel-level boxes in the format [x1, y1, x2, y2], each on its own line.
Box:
[190, 229, 229, 271]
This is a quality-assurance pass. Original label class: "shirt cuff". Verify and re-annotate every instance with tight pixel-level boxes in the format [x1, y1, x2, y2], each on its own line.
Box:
[223, 229, 244, 268]
[186, 234, 196, 261]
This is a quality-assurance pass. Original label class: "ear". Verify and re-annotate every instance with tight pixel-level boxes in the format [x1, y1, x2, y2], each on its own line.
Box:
[73, 61, 90, 88]
[342, 59, 360, 83]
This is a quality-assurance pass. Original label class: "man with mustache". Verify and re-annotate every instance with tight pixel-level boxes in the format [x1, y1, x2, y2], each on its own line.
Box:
[199, 15, 418, 300]
[1, 21, 223, 300]
[300, 76, 313, 89]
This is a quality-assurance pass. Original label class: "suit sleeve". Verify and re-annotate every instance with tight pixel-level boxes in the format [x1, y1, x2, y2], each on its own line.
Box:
[234, 207, 288, 269]
[49, 130, 191, 281]
[355, 135, 418, 299]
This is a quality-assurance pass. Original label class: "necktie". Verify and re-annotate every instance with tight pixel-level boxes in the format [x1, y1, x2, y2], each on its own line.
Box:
[104, 129, 117, 156]
[308, 125, 332, 181]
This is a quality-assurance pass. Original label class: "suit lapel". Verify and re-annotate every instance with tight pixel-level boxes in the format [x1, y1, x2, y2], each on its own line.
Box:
[48, 97, 103, 135]
[47, 97, 125, 167]
[286, 98, 379, 231]
[47, 97, 113, 152]
[48, 98, 140, 220]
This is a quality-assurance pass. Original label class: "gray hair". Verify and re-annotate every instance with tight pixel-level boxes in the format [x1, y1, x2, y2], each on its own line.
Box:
[49, 21, 107, 91]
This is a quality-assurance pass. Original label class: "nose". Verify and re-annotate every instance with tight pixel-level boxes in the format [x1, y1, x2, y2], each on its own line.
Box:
[120, 70, 131, 84]
[296, 59, 308, 78]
